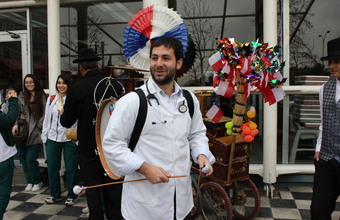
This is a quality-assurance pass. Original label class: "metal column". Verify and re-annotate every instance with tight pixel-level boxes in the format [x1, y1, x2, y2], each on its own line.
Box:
[47, 0, 61, 95]
[263, 0, 278, 196]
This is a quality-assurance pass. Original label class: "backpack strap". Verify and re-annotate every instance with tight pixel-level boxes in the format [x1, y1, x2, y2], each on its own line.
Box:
[49, 95, 56, 105]
[182, 89, 194, 118]
[129, 89, 148, 151]
[128, 89, 194, 151]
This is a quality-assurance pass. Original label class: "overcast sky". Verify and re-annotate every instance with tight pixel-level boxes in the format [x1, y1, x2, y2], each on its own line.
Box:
[59, 0, 340, 70]
[308, 0, 340, 59]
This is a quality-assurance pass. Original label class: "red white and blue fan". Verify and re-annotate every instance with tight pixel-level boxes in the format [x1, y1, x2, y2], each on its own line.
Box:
[123, 5, 189, 70]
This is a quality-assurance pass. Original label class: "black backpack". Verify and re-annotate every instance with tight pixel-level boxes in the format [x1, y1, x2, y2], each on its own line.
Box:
[128, 89, 194, 151]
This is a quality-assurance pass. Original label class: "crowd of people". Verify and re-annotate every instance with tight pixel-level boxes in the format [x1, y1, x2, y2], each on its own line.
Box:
[0, 37, 215, 220]
[2, 35, 338, 220]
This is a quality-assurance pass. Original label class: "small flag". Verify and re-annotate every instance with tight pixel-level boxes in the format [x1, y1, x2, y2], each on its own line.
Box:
[208, 52, 224, 72]
[216, 67, 236, 98]
[109, 103, 114, 115]
[206, 105, 223, 123]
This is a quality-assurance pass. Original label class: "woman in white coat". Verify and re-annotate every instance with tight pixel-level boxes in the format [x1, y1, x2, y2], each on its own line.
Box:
[41, 74, 78, 206]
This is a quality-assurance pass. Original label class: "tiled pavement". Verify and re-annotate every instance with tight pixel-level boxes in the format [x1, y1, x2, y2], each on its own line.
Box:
[4, 182, 340, 220]
[4, 184, 88, 220]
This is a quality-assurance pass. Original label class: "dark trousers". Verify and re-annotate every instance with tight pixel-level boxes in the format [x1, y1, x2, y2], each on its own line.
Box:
[17, 144, 41, 184]
[0, 157, 14, 220]
[79, 151, 122, 220]
[311, 158, 340, 220]
[45, 139, 78, 199]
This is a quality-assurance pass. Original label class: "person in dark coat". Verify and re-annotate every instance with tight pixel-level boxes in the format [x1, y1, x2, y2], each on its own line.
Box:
[0, 89, 18, 220]
[60, 48, 124, 220]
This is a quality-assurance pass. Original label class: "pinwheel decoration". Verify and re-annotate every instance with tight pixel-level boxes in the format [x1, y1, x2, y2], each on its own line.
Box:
[123, 5, 189, 71]
[206, 38, 286, 141]
[177, 36, 196, 78]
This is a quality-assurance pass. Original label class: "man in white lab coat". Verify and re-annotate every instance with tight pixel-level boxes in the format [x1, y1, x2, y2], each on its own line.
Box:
[102, 36, 215, 220]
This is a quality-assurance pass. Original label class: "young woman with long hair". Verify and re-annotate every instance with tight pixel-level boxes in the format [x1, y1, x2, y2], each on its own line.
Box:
[41, 74, 78, 206]
[13, 74, 47, 192]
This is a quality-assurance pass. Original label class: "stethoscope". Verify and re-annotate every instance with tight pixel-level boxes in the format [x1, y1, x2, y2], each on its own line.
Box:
[146, 80, 188, 124]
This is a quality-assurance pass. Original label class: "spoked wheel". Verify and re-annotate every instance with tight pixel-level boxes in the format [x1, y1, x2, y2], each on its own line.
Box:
[200, 181, 233, 220]
[191, 173, 202, 219]
[226, 179, 260, 219]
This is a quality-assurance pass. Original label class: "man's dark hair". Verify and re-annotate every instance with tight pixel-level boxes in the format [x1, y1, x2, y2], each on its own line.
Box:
[150, 37, 183, 60]
[79, 61, 98, 70]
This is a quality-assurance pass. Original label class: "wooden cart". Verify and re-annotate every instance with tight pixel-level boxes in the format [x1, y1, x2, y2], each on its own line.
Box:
[191, 134, 260, 220]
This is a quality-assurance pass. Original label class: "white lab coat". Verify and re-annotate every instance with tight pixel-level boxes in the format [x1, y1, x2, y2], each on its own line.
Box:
[102, 78, 215, 220]
[41, 94, 76, 143]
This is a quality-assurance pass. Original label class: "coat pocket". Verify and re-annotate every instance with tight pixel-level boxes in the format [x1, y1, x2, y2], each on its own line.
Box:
[124, 174, 158, 206]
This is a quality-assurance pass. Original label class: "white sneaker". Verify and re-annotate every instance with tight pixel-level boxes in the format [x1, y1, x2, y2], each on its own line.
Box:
[25, 184, 33, 191]
[32, 182, 43, 192]
[82, 207, 89, 213]
[45, 197, 62, 204]
[65, 197, 78, 206]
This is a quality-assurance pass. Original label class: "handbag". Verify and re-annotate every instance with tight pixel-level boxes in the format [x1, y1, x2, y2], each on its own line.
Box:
[65, 127, 77, 140]
[13, 119, 28, 145]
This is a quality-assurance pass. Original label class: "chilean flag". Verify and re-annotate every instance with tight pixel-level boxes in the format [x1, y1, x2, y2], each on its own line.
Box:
[216, 66, 235, 98]
[258, 72, 285, 105]
[208, 51, 224, 72]
[239, 56, 252, 74]
[212, 71, 220, 87]
[206, 105, 223, 123]
[216, 80, 235, 98]
[261, 86, 285, 105]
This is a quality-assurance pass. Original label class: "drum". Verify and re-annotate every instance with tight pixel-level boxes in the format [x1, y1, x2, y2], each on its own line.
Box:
[95, 98, 121, 180]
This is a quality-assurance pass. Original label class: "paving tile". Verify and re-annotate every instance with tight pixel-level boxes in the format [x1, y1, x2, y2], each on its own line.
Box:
[271, 207, 301, 219]
[259, 196, 271, 208]
[5, 200, 22, 211]
[279, 191, 294, 200]
[331, 211, 340, 219]
[57, 205, 84, 217]
[11, 202, 43, 213]
[33, 204, 66, 215]
[270, 198, 297, 209]
[295, 199, 311, 210]
[10, 193, 36, 201]
[3, 210, 30, 219]
[291, 191, 312, 200]
[26, 193, 51, 203]
[22, 213, 53, 220]
[256, 207, 273, 218]
[6, 182, 340, 220]
[289, 185, 313, 193]
[299, 209, 311, 220]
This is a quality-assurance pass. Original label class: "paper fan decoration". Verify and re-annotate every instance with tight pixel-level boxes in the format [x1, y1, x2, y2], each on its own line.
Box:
[123, 5, 189, 70]
[177, 36, 196, 78]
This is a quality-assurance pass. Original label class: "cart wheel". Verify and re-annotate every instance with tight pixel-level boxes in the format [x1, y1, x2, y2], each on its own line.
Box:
[227, 179, 260, 219]
[191, 173, 202, 219]
[200, 181, 233, 220]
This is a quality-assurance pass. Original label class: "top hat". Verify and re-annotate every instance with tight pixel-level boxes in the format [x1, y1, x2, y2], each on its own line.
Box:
[321, 37, 340, 61]
[73, 48, 101, 63]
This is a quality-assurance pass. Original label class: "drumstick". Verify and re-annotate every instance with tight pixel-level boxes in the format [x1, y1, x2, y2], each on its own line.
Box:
[73, 175, 188, 195]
